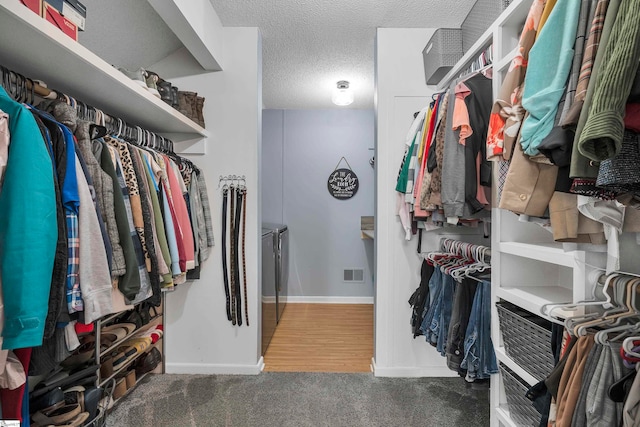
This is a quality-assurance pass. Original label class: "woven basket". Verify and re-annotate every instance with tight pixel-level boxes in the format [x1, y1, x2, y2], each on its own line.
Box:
[500, 363, 542, 427]
[462, 0, 514, 52]
[496, 301, 554, 381]
[422, 28, 463, 85]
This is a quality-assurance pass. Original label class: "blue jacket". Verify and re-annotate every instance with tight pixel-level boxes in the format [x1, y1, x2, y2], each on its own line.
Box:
[0, 87, 57, 350]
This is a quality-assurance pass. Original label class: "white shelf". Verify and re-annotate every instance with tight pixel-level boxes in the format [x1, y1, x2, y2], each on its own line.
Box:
[499, 242, 576, 267]
[496, 407, 519, 427]
[495, 47, 518, 72]
[495, 347, 537, 386]
[0, 2, 209, 141]
[496, 286, 573, 320]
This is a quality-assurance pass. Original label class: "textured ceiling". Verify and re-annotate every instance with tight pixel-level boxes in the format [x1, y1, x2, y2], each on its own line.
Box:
[77, 0, 476, 109]
[210, 0, 477, 109]
[79, 0, 183, 71]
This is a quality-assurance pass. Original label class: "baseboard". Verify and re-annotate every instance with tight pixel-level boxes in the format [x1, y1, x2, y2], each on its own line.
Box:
[286, 296, 374, 304]
[370, 357, 458, 378]
[166, 357, 264, 375]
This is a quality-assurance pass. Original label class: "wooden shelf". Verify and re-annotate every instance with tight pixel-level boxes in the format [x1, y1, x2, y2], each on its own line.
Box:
[496, 286, 573, 320]
[495, 347, 537, 386]
[0, 2, 209, 141]
[499, 242, 576, 267]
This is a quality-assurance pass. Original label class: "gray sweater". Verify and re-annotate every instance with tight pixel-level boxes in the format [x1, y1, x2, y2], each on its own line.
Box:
[578, 0, 640, 161]
[441, 84, 466, 219]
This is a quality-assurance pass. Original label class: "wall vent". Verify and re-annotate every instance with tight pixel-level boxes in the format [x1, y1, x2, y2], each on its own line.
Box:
[343, 269, 364, 283]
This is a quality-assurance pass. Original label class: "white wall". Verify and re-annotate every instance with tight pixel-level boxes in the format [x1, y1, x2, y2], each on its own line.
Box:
[374, 28, 489, 377]
[262, 109, 375, 299]
[262, 110, 284, 224]
[154, 27, 263, 374]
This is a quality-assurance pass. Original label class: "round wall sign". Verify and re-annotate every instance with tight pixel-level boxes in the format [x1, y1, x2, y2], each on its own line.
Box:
[327, 168, 359, 200]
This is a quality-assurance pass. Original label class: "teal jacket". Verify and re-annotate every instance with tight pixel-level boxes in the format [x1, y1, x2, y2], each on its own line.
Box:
[0, 87, 57, 350]
[520, 0, 581, 156]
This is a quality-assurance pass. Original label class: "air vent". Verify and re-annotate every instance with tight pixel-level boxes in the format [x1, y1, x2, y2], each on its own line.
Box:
[343, 269, 365, 283]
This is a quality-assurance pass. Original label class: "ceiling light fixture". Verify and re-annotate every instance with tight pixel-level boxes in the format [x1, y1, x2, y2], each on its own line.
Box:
[332, 80, 354, 106]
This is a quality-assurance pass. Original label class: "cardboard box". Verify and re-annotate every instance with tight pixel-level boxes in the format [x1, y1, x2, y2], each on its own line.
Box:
[43, 2, 78, 41]
[43, 0, 85, 30]
[20, 0, 42, 15]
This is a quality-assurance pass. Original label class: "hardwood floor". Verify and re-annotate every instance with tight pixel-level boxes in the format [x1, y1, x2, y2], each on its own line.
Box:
[263, 303, 373, 373]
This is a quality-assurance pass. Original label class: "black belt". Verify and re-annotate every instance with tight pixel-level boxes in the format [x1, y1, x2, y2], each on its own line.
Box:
[221, 183, 248, 327]
[221, 188, 232, 321]
[230, 186, 237, 325]
[233, 188, 243, 326]
[241, 186, 249, 326]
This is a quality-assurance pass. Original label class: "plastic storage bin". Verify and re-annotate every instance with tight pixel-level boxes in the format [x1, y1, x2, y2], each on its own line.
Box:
[461, 0, 514, 52]
[500, 363, 542, 426]
[422, 28, 463, 85]
[496, 301, 554, 381]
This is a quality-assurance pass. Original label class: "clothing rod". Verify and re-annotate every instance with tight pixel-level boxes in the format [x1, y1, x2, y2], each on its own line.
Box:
[0, 63, 175, 151]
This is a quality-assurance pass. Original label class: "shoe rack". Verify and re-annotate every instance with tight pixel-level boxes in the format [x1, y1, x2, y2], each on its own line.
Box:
[0, 1, 209, 143]
[94, 294, 166, 407]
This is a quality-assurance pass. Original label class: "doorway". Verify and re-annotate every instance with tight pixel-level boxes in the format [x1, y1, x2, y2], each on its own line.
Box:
[260, 109, 375, 373]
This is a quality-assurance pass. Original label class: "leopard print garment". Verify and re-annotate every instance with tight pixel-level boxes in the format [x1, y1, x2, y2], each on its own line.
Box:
[420, 92, 448, 210]
[105, 137, 151, 271]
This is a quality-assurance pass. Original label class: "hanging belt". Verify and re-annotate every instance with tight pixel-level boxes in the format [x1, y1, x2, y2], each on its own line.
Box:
[241, 186, 249, 326]
[221, 188, 232, 321]
[229, 186, 237, 325]
[233, 188, 243, 326]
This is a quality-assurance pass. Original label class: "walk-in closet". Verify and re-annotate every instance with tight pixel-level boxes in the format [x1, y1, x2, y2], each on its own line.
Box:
[1, 0, 640, 425]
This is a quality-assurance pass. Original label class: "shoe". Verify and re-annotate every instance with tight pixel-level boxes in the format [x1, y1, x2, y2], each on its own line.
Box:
[32, 403, 81, 425]
[113, 377, 127, 400]
[116, 337, 152, 365]
[157, 80, 173, 106]
[111, 350, 132, 372]
[171, 86, 180, 110]
[30, 387, 64, 413]
[102, 322, 137, 336]
[83, 387, 104, 420]
[196, 96, 206, 128]
[177, 91, 194, 118]
[118, 68, 147, 89]
[135, 347, 162, 376]
[67, 411, 90, 427]
[100, 353, 115, 378]
[140, 325, 163, 344]
[125, 369, 136, 389]
[143, 71, 161, 98]
[61, 340, 95, 368]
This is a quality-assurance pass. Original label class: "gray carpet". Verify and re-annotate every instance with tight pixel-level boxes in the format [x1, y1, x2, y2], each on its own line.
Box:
[106, 373, 489, 427]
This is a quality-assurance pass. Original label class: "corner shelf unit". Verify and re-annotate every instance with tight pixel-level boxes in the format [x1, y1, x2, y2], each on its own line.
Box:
[434, 1, 608, 426]
[0, 1, 209, 142]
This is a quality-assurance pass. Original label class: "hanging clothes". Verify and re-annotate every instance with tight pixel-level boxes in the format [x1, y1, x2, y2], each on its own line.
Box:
[0, 87, 57, 350]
